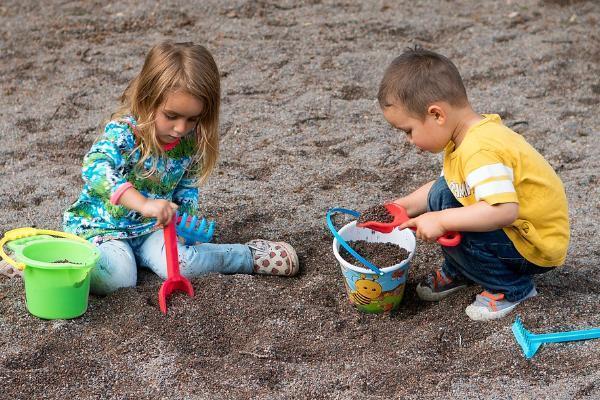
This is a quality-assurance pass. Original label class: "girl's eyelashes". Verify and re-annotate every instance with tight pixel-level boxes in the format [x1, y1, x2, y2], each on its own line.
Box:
[163, 112, 200, 123]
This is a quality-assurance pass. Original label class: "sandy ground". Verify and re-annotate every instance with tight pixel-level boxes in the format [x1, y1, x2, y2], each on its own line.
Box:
[1, 0, 599, 399]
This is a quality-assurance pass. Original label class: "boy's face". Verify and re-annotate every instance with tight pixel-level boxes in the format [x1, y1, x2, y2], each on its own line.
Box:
[382, 103, 451, 153]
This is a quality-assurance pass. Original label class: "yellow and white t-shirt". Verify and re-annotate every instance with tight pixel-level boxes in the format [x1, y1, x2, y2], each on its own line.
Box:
[443, 114, 569, 267]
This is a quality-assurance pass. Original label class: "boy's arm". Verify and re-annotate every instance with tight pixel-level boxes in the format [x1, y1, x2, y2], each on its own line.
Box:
[400, 201, 518, 242]
[391, 180, 435, 217]
[439, 201, 518, 232]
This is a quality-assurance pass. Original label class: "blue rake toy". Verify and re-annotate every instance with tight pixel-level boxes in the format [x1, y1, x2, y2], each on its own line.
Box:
[512, 316, 600, 359]
[175, 212, 215, 245]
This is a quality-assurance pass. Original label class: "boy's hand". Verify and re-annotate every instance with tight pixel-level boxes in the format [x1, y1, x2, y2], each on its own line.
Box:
[399, 211, 447, 242]
[140, 199, 178, 228]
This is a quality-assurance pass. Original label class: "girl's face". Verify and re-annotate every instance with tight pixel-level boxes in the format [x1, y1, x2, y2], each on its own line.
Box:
[154, 90, 204, 146]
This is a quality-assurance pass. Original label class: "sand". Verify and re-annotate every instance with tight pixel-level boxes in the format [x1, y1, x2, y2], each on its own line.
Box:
[1, 0, 599, 398]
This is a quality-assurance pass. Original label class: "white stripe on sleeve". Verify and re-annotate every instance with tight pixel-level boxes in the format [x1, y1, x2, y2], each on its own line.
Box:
[474, 180, 516, 201]
[466, 163, 513, 188]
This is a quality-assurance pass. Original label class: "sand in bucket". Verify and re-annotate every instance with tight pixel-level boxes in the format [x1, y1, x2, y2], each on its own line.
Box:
[332, 221, 416, 313]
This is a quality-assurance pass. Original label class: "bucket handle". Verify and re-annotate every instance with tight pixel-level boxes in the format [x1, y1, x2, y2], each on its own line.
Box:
[0, 228, 90, 271]
[326, 208, 384, 276]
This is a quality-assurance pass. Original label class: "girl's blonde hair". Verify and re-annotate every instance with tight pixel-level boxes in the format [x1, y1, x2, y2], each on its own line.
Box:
[112, 41, 220, 185]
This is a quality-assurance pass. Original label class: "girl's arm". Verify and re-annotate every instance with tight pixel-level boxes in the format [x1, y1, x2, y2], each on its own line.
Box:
[118, 186, 178, 228]
[82, 121, 177, 227]
[172, 169, 200, 216]
[391, 180, 435, 217]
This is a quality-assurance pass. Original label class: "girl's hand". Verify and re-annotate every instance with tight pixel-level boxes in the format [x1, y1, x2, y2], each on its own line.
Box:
[140, 199, 178, 228]
[399, 211, 446, 242]
[177, 235, 196, 245]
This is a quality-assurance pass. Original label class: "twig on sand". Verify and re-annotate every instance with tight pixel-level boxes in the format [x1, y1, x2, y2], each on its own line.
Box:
[239, 350, 270, 359]
[541, 39, 573, 44]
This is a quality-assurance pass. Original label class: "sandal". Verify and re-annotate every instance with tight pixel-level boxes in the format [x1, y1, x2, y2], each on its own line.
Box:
[246, 239, 299, 276]
[0, 260, 22, 279]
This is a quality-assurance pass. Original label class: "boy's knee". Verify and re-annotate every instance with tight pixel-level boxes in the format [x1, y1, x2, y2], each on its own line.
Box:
[428, 176, 459, 212]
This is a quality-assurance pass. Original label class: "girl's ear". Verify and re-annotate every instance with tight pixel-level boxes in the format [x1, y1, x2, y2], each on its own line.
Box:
[427, 104, 446, 125]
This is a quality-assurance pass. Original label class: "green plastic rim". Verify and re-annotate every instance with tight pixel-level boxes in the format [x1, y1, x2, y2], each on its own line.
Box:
[16, 238, 100, 269]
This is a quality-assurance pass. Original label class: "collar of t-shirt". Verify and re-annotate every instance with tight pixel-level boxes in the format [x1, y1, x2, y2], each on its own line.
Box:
[162, 138, 181, 151]
[444, 114, 501, 156]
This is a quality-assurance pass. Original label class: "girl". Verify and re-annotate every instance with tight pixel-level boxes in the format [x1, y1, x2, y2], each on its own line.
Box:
[64, 42, 298, 295]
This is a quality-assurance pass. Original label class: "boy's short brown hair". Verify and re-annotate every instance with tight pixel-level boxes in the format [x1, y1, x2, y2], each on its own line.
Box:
[378, 47, 468, 119]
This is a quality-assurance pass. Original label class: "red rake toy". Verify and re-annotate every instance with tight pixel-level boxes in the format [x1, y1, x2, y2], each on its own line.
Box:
[356, 203, 462, 247]
[158, 219, 194, 314]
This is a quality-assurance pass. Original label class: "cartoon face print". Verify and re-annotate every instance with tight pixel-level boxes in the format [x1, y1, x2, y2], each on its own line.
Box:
[355, 274, 383, 299]
[350, 274, 383, 305]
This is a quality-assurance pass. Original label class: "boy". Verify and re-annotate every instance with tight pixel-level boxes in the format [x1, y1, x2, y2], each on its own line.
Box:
[377, 47, 569, 321]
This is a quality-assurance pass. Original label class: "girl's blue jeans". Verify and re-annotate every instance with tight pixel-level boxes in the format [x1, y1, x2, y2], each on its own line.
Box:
[91, 230, 253, 295]
[428, 177, 553, 302]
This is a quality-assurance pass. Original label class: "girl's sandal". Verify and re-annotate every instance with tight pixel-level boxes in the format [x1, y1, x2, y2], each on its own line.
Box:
[246, 239, 299, 276]
[0, 261, 22, 279]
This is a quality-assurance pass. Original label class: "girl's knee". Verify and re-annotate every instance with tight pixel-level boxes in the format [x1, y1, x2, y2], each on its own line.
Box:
[92, 240, 137, 295]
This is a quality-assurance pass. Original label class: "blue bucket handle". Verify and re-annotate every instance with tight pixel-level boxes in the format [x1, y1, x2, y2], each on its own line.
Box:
[326, 207, 384, 275]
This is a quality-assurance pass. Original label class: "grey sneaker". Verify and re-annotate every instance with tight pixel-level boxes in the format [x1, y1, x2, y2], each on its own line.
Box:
[465, 287, 538, 321]
[416, 268, 468, 301]
[246, 239, 299, 276]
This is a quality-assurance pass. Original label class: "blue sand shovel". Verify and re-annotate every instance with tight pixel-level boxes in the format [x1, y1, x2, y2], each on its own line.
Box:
[512, 316, 600, 359]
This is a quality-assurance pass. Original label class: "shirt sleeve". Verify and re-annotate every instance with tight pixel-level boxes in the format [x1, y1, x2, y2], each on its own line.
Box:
[464, 150, 519, 205]
[172, 167, 200, 215]
[81, 121, 136, 205]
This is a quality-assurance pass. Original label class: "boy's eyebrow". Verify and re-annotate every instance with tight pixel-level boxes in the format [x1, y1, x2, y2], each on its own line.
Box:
[390, 122, 409, 131]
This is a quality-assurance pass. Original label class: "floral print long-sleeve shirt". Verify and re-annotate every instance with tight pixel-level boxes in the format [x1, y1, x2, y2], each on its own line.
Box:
[63, 116, 200, 243]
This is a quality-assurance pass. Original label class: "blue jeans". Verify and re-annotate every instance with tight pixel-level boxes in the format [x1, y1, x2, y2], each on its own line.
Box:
[428, 177, 553, 302]
[91, 230, 253, 295]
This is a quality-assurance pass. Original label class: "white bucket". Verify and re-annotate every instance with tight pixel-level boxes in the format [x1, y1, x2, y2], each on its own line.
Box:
[332, 221, 416, 313]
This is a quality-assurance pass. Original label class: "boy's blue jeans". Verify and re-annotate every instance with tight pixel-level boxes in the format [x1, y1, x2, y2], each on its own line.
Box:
[428, 177, 553, 302]
[91, 230, 253, 295]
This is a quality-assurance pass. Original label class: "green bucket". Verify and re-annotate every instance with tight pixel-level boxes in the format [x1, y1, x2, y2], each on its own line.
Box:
[1, 228, 100, 320]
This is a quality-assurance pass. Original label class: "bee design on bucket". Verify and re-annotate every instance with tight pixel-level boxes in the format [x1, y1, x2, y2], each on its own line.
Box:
[350, 274, 383, 305]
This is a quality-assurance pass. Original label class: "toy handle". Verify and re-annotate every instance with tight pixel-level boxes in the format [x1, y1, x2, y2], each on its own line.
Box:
[536, 328, 600, 343]
[405, 227, 461, 247]
[326, 208, 384, 275]
[163, 220, 181, 278]
[437, 231, 461, 247]
[0, 227, 90, 271]
[3, 227, 87, 243]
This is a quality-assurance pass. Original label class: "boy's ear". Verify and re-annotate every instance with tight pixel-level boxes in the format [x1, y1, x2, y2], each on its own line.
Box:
[427, 104, 446, 125]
